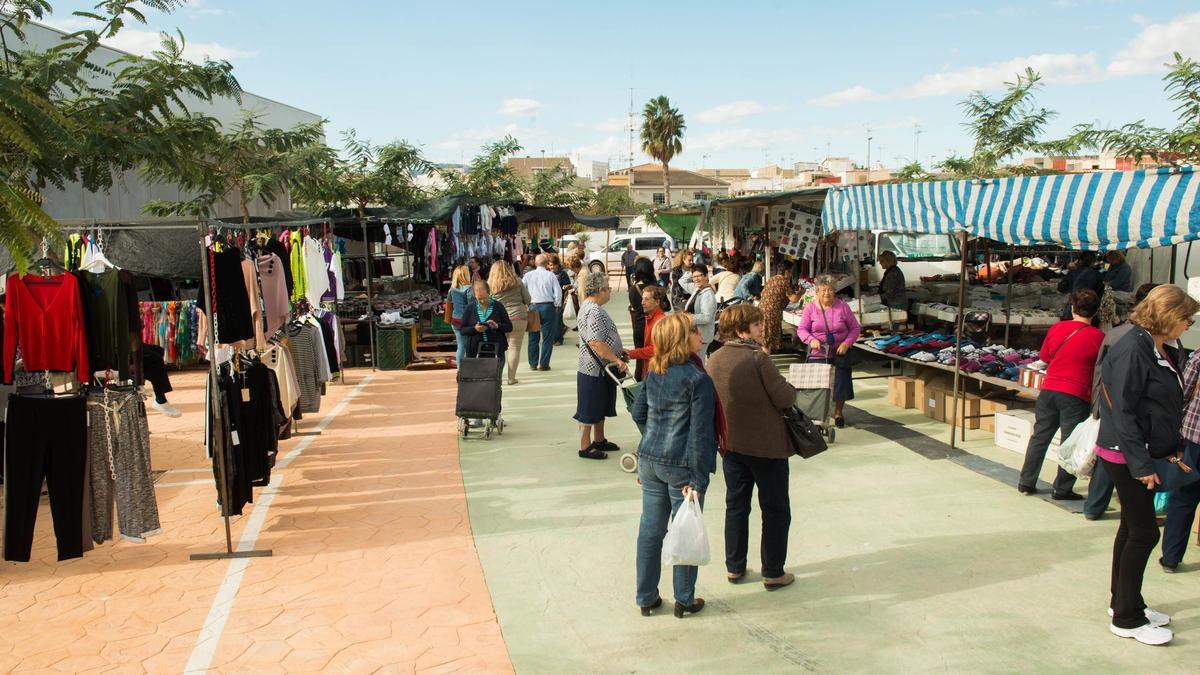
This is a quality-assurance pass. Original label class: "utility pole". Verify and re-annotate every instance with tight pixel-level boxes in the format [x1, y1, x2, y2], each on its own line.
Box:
[914, 123, 923, 166]
[865, 128, 873, 184]
[628, 87, 636, 169]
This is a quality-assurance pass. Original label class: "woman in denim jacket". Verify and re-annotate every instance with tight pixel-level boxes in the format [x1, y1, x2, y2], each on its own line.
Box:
[631, 313, 718, 618]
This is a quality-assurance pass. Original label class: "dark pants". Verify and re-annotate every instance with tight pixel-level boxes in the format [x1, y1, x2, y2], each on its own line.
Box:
[555, 300, 568, 343]
[1161, 450, 1200, 566]
[723, 451, 791, 579]
[142, 344, 173, 404]
[3, 395, 88, 562]
[527, 302, 558, 369]
[1085, 461, 1115, 518]
[1103, 458, 1158, 629]
[1019, 390, 1086, 495]
[625, 266, 635, 287]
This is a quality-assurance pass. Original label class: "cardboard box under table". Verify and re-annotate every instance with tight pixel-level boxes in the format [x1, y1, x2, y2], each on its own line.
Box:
[888, 376, 916, 409]
[994, 409, 1061, 454]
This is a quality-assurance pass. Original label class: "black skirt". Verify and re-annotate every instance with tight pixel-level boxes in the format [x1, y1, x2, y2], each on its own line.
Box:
[574, 371, 617, 425]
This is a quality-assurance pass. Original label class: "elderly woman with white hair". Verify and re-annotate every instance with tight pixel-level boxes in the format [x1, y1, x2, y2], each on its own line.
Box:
[796, 274, 862, 428]
[575, 271, 628, 460]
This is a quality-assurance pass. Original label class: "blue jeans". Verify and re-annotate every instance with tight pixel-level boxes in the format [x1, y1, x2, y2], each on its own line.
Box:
[636, 460, 703, 607]
[454, 328, 466, 369]
[1162, 448, 1200, 565]
[527, 303, 557, 369]
[1085, 460, 1115, 518]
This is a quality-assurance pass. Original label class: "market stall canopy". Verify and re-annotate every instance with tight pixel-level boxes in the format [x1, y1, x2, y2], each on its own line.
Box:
[822, 180, 969, 235]
[655, 213, 701, 242]
[822, 166, 1200, 250]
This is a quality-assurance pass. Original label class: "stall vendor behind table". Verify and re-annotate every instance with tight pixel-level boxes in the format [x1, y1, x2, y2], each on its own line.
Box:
[1103, 251, 1132, 293]
[877, 251, 908, 327]
[1058, 251, 1105, 320]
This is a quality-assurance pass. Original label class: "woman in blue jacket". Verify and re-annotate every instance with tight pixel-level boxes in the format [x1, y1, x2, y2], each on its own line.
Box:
[632, 312, 718, 619]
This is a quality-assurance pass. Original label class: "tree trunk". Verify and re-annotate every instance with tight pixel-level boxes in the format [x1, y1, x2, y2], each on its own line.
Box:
[662, 162, 671, 206]
[239, 190, 251, 225]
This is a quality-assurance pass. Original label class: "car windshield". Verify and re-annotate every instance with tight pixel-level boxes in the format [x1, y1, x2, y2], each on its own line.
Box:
[608, 240, 628, 252]
[877, 233, 960, 260]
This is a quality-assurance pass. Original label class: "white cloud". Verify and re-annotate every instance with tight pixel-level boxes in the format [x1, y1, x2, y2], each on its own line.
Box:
[1108, 12, 1200, 76]
[496, 98, 544, 115]
[42, 17, 255, 61]
[809, 85, 885, 107]
[694, 100, 783, 124]
[187, 0, 228, 17]
[902, 52, 1102, 98]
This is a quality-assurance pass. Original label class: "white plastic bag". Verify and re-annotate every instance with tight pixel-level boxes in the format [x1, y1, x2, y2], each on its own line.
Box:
[661, 492, 710, 566]
[1055, 415, 1100, 477]
[564, 299, 576, 320]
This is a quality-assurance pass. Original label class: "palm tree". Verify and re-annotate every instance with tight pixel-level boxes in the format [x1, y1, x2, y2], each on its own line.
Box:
[640, 96, 685, 205]
[950, 68, 1056, 178]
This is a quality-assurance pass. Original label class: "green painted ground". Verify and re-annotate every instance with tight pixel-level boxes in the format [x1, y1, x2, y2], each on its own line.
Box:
[458, 291, 1200, 673]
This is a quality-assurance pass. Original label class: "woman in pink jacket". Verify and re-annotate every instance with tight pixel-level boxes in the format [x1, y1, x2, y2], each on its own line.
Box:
[796, 275, 862, 428]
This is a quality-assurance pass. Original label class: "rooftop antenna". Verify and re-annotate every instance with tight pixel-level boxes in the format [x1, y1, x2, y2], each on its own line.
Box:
[628, 87, 636, 169]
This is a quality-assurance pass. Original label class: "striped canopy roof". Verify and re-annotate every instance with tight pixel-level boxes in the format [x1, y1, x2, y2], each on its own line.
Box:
[821, 166, 1199, 250]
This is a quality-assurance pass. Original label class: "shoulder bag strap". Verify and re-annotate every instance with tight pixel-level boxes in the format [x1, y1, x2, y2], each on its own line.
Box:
[1046, 325, 1086, 364]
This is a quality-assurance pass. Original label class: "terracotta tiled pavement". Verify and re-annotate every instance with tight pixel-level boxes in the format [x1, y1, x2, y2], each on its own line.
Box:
[0, 368, 512, 673]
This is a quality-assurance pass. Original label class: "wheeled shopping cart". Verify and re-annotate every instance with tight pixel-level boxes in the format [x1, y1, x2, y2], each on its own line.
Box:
[788, 357, 837, 444]
[604, 363, 642, 473]
[456, 343, 505, 439]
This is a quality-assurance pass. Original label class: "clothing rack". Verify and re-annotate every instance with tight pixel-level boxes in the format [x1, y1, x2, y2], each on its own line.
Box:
[190, 220, 272, 562]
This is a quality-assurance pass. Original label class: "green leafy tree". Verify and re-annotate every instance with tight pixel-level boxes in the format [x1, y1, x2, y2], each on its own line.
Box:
[945, 68, 1057, 178]
[1064, 52, 1200, 166]
[640, 95, 686, 205]
[894, 161, 931, 182]
[1, 0, 242, 267]
[143, 111, 332, 223]
[524, 161, 590, 208]
[439, 135, 526, 202]
[294, 129, 431, 218]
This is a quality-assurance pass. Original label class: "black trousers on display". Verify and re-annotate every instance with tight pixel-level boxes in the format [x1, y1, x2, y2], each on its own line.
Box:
[141, 344, 173, 404]
[723, 451, 791, 579]
[1019, 390, 1087, 495]
[3, 395, 88, 562]
[1102, 458, 1158, 630]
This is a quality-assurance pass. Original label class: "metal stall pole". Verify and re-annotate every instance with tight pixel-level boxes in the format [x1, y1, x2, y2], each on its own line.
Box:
[1003, 250, 1015, 346]
[948, 229, 971, 449]
[362, 216, 376, 371]
[190, 220, 271, 561]
[327, 218, 346, 384]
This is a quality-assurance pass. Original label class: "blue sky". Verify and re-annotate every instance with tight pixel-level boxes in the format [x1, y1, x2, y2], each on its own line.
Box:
[45, 0, 1200, 171]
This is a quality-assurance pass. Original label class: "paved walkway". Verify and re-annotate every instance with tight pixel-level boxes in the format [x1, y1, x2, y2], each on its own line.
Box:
[462, 295, 1200, 673]
[0, 368, 511, 673]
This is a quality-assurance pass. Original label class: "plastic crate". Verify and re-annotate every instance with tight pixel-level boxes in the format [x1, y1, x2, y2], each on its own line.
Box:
[376, 326, 413, 370]
[431, 314, 454, 334]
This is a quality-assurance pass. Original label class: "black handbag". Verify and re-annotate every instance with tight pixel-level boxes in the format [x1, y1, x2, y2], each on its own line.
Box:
[782, 405, 828, 458]
[1155, 444, 1200, 492]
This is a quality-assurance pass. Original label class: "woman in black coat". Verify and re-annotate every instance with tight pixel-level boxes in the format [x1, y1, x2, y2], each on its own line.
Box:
[628, 257, 659, 351]
[459, 280, 513, 360]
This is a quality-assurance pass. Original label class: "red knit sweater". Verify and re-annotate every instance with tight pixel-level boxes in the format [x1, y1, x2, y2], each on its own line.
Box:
[3, 273, 90, 384]
[1039, 319, 1104, 402]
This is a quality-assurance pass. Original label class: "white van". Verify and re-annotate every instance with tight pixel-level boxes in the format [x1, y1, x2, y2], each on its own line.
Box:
[587, 234, 675, 274]
[866, 231, 962, 286]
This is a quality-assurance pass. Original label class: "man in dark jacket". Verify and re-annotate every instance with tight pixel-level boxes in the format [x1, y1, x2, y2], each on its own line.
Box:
[1059, 251, 1104, 319]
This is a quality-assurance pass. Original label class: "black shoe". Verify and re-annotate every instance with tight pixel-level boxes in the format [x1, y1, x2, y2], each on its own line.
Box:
[835, 416, 845, 428]
[640, 596, 663, 616]
[1084, 512, 1102, 521]
[1052, 491, 1084, 501]
[1017, 484, 1037, 495]
[1160, 557, 1178, 573]
[674, 598, 705, 618]
[595, 439, 620, 453]
[538, 366, 551, 371]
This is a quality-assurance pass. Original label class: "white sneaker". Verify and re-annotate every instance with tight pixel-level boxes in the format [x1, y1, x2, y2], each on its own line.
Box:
[151, 401, 182, 418]
[1108, 607, 1170, 627]
[1109, 622, 1173, 645]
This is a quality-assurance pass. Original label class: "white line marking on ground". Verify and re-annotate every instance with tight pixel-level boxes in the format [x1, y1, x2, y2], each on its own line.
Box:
[183, 374, 376, 675]
[155, 479, 212, 488]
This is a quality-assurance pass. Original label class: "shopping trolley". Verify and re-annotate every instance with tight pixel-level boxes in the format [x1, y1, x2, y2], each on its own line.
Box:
[604, 361, 642, 473]
[787, 356, 837, 444]
[456, 342, 505, 439]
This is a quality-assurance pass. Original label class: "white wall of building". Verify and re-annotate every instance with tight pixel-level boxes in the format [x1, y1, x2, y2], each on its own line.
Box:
[21, 22, 324, 221]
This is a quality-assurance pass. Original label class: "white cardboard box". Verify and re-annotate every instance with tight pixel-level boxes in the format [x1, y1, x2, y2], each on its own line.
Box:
[994, 409, 1061, 454]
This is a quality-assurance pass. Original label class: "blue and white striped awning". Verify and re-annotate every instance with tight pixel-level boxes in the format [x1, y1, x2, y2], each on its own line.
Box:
[822, 179, 970, 234]
[821, 166, 1200, 250]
